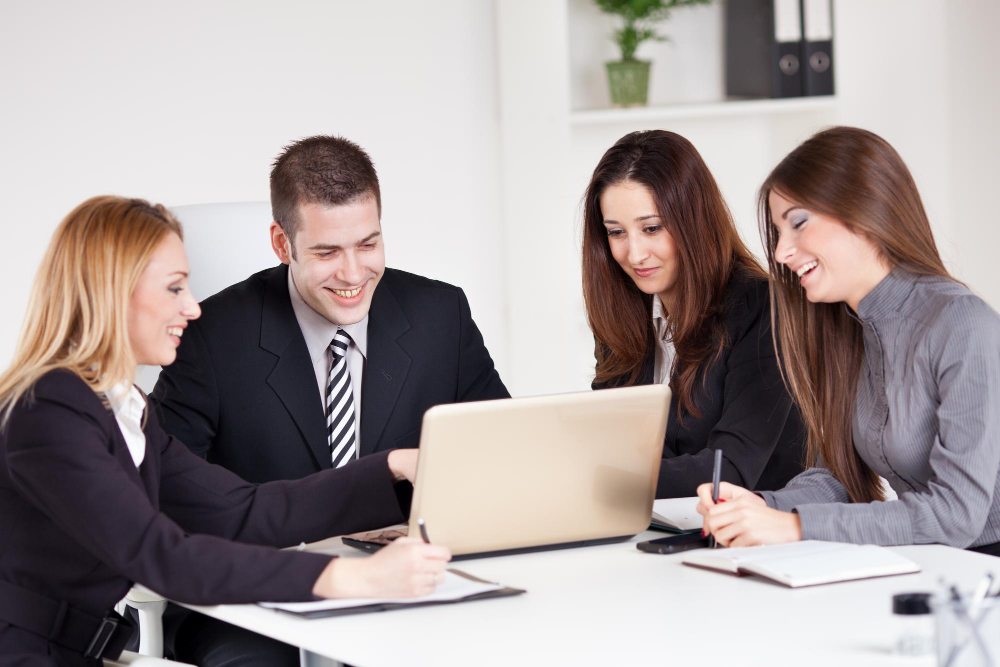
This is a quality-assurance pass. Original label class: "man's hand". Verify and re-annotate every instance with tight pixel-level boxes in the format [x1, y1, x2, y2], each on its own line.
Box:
[312, 537, 451, 599]
[386, 449, 418, 484]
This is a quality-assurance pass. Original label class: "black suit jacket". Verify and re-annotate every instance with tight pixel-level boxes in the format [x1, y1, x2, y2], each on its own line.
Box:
[0, 370, 408, 665]
[151, 265, 509, 483]
[595, 272, 805, 498]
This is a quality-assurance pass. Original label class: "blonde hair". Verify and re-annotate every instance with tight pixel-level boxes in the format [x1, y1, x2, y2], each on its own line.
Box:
[0, 196, 183, 426]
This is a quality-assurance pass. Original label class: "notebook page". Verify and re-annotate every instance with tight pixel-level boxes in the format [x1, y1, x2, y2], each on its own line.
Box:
[260, 570, 502, 613]
[740, 545, 919, 587]
[651, 497, 703, 530]
[714, 540, 846, 565]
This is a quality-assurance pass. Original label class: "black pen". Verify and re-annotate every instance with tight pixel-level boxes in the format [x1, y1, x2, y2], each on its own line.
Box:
[708, 449, 722, 549]
[418, 517, 430, 543]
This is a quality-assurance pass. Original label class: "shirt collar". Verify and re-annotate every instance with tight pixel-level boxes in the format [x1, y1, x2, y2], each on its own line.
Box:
[105, 380, 144, 420]
[651, 295, 670, 341]
[855, 267, 919, 322]
[287, 268, 369, 359]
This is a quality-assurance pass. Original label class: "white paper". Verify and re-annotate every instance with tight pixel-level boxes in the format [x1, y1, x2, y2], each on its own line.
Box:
[260, 570, 502, 613]
[651, 497, 703, 531]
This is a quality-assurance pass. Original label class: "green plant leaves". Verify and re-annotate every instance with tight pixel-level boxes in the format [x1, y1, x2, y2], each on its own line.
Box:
[595, 0, 714, 61]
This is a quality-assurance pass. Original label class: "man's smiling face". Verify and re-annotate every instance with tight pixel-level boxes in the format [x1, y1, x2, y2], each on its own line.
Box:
[272, 198, 385, 325]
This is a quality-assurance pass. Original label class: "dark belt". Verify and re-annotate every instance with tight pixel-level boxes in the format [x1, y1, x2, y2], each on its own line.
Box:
[0, 580, 135, 660]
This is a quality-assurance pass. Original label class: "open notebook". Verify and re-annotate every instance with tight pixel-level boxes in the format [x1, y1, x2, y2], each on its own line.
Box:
[260, 569, 524, 618]
[650, 497, 703, 533]
[682, 541, 920, 588]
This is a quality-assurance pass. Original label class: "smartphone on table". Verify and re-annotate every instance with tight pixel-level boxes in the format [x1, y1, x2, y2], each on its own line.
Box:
[636, 532, 710, 554]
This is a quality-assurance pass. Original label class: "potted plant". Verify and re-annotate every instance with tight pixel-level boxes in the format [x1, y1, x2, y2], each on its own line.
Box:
[596, 0, 714, 106]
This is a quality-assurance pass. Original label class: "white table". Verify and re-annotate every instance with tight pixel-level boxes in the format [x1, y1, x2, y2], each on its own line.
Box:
[179, 533, 999, 667]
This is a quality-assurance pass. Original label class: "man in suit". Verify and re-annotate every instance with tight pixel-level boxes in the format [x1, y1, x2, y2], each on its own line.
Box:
[151, 135, 509, 666]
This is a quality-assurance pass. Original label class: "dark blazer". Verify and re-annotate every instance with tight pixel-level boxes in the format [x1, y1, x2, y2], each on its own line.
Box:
[594, 272, 805, 498]
[151, 265, 509, 483]
[0, 370, 408, 665]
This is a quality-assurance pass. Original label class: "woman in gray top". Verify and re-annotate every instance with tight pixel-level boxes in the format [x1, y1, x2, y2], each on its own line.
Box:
[697, 126, 1000, 556]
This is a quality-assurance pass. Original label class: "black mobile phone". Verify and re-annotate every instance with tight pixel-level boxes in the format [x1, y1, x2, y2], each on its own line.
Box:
[341, 533, 402, 554]
[636, 532, 710, 554]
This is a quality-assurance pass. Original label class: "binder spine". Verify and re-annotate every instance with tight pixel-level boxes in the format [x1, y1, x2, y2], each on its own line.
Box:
[725, 0, 803, 99]
[801, 0, 834, 96]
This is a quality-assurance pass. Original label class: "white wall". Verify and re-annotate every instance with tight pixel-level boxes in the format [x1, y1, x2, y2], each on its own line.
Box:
[944, 0, 1000, 306]
[0, 0, 508, 379]
[2, 0, 999, 396]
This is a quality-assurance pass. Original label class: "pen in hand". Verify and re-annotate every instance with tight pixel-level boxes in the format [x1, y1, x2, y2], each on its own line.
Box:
[708, 449, 722, 549]
[418, 517, 431, 544]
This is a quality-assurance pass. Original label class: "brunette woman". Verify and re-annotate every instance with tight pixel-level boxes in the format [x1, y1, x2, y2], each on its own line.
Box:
[698, 127, 1000, 556]
[584, 130, 805, 498]
[0, 197, 450, 665]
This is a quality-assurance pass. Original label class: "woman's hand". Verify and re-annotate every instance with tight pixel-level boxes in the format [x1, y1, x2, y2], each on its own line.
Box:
[696, 482, 800, 547]
[313, 537, 452, 599]
[386, 449, 418, 484]
[695, 481, 765, 515]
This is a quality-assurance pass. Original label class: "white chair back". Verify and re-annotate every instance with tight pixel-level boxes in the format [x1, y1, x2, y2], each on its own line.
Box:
[135, 202, 278, 393]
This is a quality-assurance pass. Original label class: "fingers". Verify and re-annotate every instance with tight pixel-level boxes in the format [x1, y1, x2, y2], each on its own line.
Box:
[716, 482, 746, 501]
[695, 483, 715, 515]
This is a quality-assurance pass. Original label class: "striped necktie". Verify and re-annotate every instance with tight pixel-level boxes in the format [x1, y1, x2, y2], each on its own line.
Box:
[326, 329, 357, 468]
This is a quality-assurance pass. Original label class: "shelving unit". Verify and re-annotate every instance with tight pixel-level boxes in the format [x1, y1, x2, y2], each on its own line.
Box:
[494, 0, 841, 396]
[570, 95, 838, 126]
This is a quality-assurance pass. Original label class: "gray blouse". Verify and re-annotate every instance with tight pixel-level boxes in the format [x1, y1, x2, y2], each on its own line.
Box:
[759, 268, 1000, 548]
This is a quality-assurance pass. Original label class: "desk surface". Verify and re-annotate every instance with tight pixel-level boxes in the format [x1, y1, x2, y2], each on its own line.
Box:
[180, 533, 998, 667]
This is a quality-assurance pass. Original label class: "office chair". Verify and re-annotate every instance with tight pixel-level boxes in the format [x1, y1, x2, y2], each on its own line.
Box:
[104, 651, 194, 666]
[135, 201, 277, 392]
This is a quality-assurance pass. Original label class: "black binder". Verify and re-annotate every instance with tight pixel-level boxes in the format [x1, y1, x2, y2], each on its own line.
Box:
[725, 0, 804, 98]
[801, 0, 834, 96]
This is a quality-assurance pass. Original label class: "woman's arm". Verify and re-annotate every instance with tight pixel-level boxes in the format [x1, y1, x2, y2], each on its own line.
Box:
[703, 296, 1000, 548]
[6, 391, 330, 605]
[154, 418, 411, 548]
[789, 297, 1000, 547]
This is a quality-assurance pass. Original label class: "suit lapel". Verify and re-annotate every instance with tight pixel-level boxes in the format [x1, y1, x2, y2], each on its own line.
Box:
[260, 265, 331, 470]
[361, 277, 411, 456]
[642, 347, 679, 452]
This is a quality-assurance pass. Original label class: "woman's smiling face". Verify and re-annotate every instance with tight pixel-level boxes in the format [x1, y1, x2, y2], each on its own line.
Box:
[600, 180, 679, 302]
[769, 190, 891, 311]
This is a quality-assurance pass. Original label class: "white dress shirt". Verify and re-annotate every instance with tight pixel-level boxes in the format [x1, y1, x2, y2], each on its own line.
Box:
[105, 381, 146, 468]
[287, 269, 368, 454]
[651, 295, 676, 385]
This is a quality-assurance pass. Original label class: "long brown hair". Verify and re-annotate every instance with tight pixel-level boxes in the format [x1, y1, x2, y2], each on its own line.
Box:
[0, 196, 182, 427]
[583, 130, 764, 419]
[758, 126, 951, 503]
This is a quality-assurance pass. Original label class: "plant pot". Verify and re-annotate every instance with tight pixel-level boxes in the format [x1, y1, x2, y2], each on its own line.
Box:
[606, 59, 651, 107]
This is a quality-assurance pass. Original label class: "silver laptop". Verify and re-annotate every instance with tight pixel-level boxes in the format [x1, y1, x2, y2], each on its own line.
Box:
[346, 384, 669, 559]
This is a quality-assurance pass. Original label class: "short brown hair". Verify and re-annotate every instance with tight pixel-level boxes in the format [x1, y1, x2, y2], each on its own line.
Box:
[270, 135, 382, 243]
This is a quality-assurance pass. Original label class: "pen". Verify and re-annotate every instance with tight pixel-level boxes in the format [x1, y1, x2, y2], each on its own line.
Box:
[418, 517, 430, 543]
[708, 449, 722, 549]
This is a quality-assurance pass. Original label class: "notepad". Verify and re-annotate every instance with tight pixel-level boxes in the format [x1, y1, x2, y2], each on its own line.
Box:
[650, 497, 703, 533]
[682, 540, 920, 588]
[260, 569, 524, 618]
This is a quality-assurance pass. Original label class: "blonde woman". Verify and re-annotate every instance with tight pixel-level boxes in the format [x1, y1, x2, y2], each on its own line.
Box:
[0, 196, 450, 665]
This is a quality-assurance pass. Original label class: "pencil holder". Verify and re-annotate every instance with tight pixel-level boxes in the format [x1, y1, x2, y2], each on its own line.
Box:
[933, 595, 1000, 667]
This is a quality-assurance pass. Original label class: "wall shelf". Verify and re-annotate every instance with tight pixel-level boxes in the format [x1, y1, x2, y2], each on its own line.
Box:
[570, 96, 837, 126]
